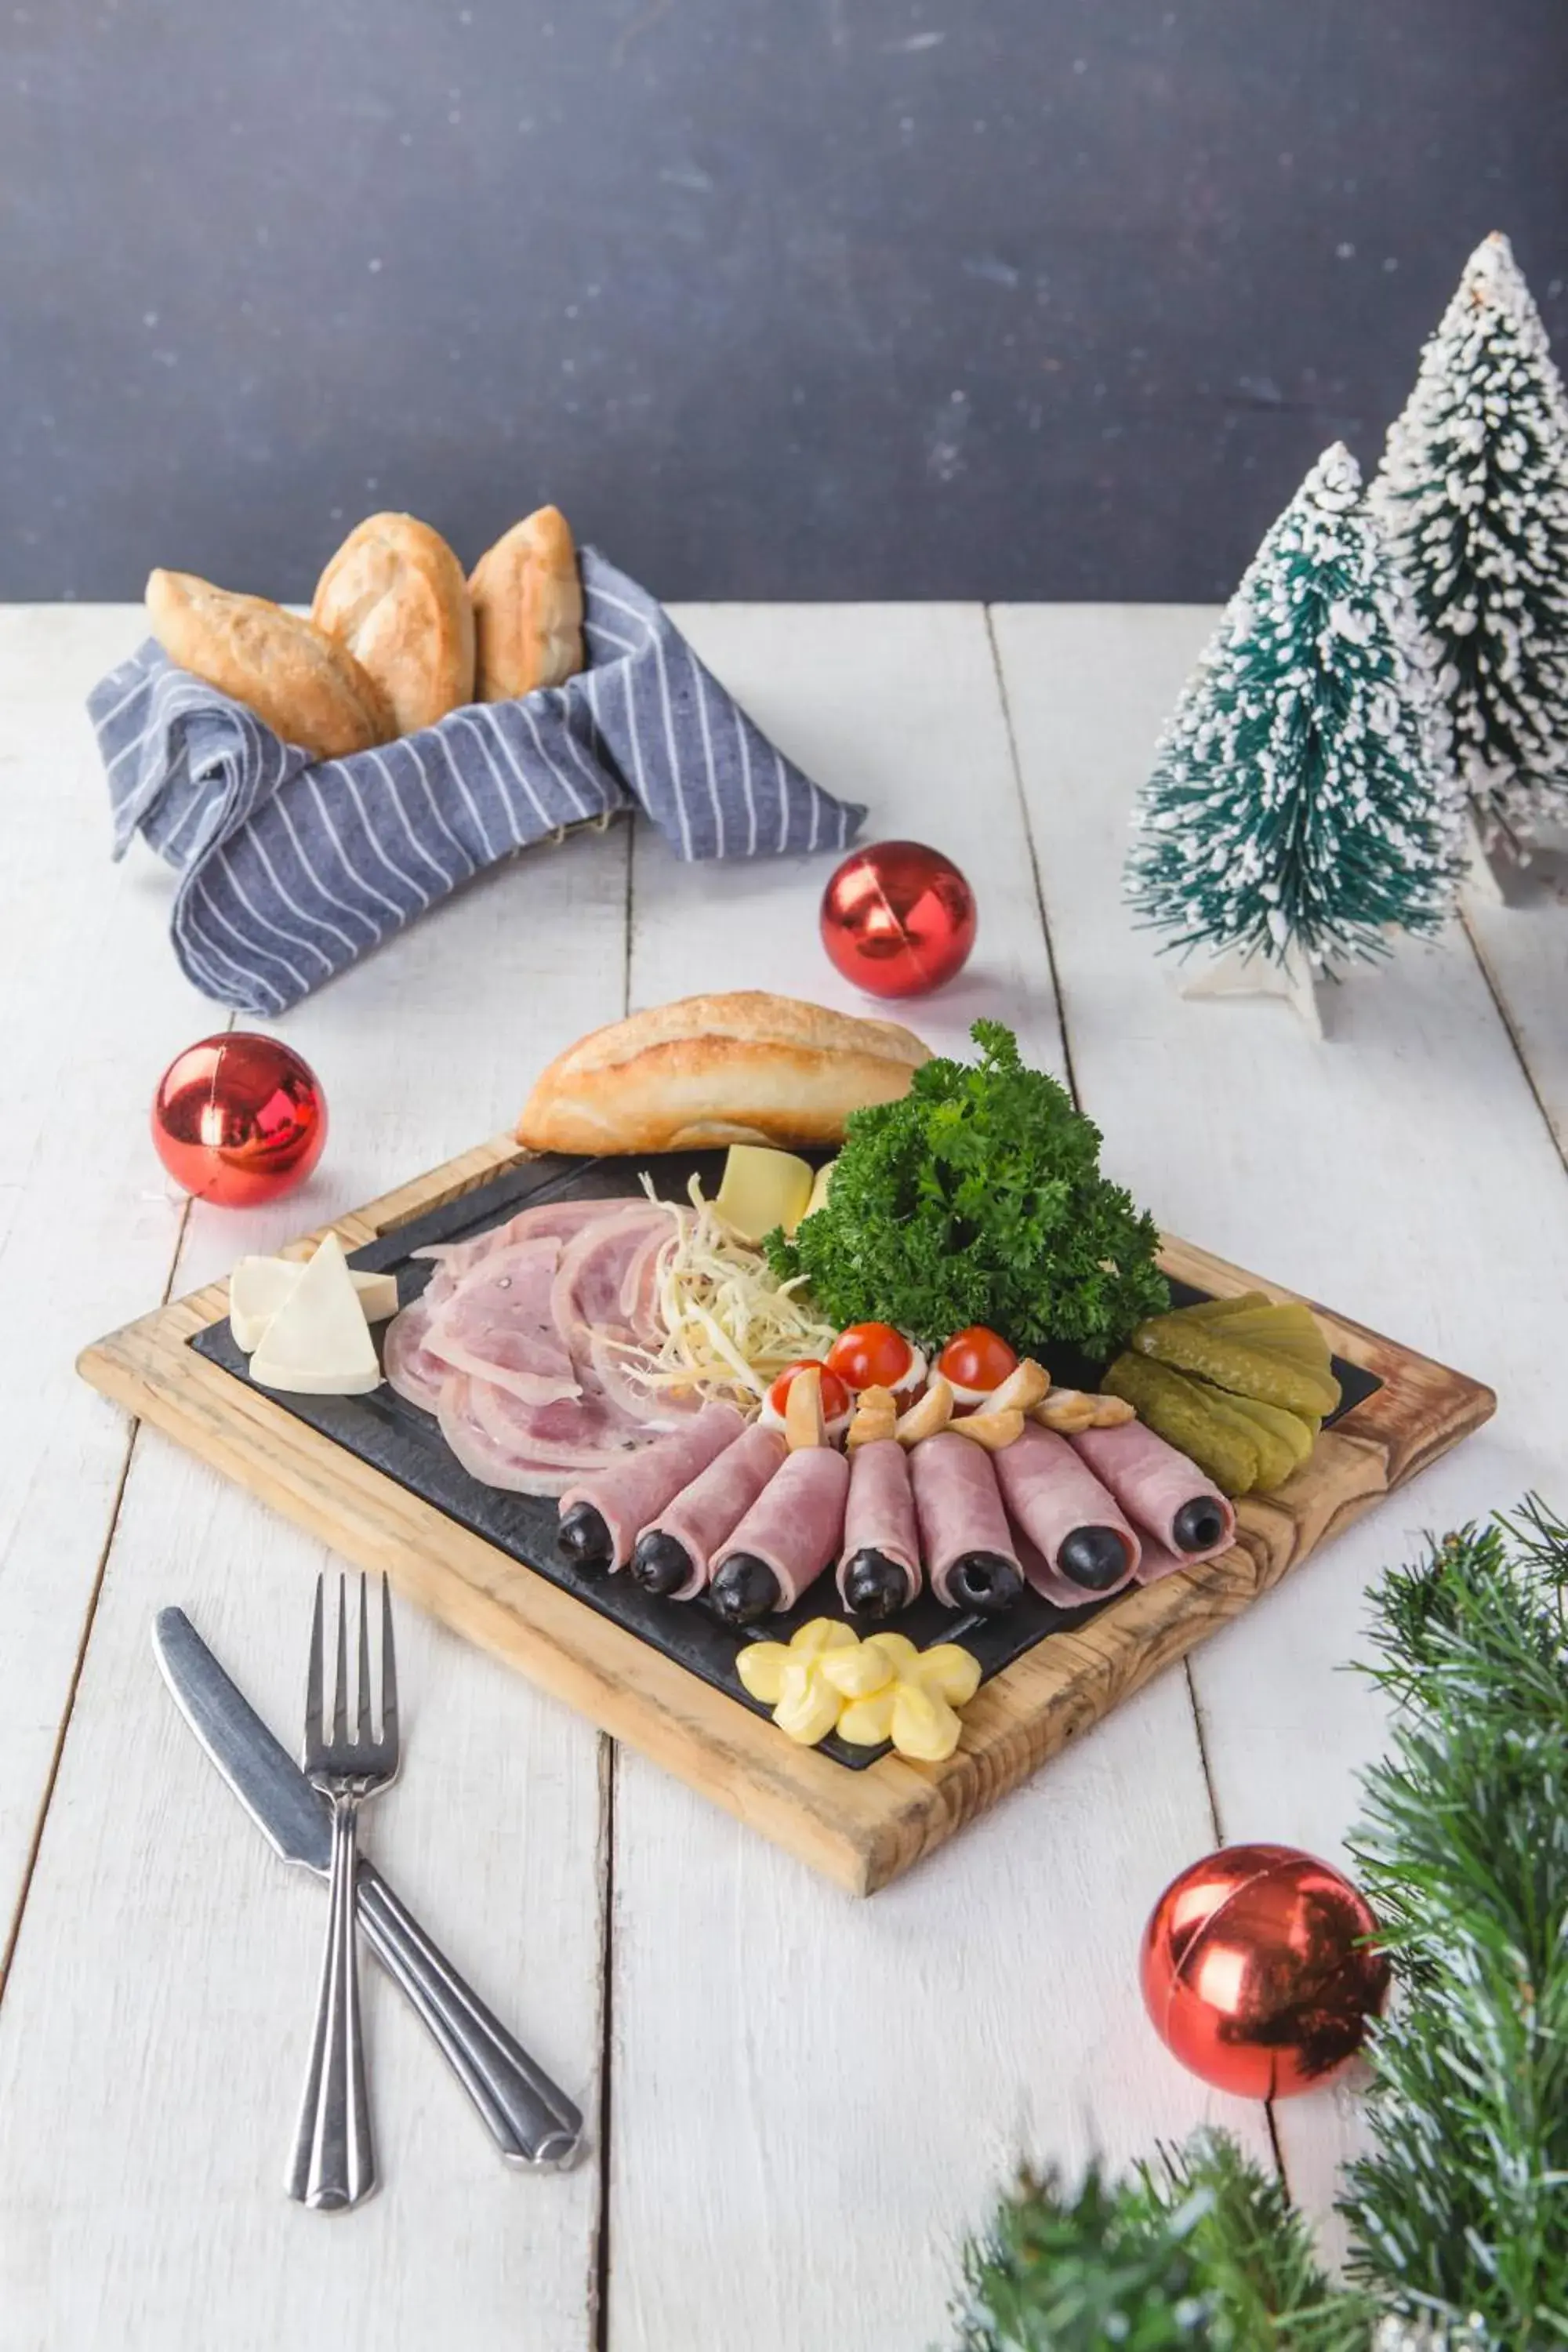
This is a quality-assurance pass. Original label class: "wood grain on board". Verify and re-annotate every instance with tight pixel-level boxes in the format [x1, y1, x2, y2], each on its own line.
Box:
[78, 1138, 1494, 1897]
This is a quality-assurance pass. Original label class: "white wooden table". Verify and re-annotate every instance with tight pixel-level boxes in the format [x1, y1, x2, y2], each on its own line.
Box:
[0, 601, 1564, 2350]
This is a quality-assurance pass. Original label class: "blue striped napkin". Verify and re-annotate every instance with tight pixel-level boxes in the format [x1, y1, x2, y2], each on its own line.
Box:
[92, 549, 865, 1015]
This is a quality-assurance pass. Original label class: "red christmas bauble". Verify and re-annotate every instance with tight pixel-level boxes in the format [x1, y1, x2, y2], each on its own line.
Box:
[820, 840, 976, 999]
[151, 1033, 328, 1209]
[1140, 1843, 1388, 2100]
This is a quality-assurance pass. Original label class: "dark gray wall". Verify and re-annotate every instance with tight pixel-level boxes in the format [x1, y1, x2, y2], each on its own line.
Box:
[4, 1, 1565, 602]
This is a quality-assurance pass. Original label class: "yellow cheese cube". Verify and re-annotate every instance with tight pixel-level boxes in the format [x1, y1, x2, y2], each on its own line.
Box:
[714, 1145, 816, 1244]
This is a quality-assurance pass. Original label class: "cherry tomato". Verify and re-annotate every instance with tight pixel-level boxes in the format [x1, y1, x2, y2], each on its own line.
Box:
[826, 1322, 913, 1392]
[935, 1327, 1018, 1394]
[768, 1359, 851, 1422]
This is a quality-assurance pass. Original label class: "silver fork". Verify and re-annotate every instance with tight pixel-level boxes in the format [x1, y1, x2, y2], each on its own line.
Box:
[286, 1572, 399, 2212]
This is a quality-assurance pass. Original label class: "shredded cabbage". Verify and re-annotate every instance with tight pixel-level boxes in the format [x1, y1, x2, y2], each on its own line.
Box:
[609, 1174, 839, 1412]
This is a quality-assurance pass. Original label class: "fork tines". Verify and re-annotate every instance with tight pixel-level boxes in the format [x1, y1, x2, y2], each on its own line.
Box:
[303, 1572, 399, 1781]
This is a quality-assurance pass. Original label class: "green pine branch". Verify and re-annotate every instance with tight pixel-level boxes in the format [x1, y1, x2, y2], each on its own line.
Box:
[949, 1504, 1568, 2352]
[954, 2135, 1374, 2351]
[1341, 1501, 1568, 2344]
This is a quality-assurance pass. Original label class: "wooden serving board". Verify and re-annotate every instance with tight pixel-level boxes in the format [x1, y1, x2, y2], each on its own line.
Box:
[78, 1134, 1495, 1895]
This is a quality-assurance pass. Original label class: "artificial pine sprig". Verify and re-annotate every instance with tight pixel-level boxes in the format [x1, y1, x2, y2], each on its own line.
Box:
[1342, 1502, 1568, 2343]
[950, 1505, 1568, 2352]
[954, 2135, 1374, 2351]
[1125, 442, 1462, 972]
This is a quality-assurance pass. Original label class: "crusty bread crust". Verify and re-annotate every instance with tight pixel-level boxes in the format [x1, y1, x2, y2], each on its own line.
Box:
[146, 568, 394, 757]
[469, 506, 584, 701]
[311, 512, 475, 735]
[517, 991, 930, 1154]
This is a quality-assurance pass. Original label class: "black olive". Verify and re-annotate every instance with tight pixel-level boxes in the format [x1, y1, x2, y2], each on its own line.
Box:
[709, 1554, 781, 1626]
[630, 1530, 694, 1595]
[557, 1502, 613, 1570]
[1172, 1497, 1228, 1553]
[1057, 1525, 1131, 1592]
[949, 1550, 1025, 1614]
[843, 1548, 909, 1621]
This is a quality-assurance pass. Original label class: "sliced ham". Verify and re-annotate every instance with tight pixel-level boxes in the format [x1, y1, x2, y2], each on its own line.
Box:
[993, 1423, 1140, 1602]
[389, 1192, 693, 1497]
[636, 1423, 789, 1599]
[556, 1401, 748, 1570]
[551, 1203, 670, 1342]
[586, 1323, 700, 1425]
[1069, 1421, 1236, 1584]
[909, 1432, 1022, 1608]
[620, 1222, 672, 1350]
[436, 1374, 579, 1497]
[469, 1370, 652, 1468]
[711, 1446, 851, 1612]
[415, 1196, 618, 1306]
[422, 1236, 581, 1406]
[382, 1293, 448, 1415]
[838, 1438, 922, 1615]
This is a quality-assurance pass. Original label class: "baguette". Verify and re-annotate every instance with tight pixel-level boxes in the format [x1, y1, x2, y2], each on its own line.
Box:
[517, 990, 931, 1155]
[312, 512, 475, 735]
[469, 506, 584, 701]
[146, 568, 394, 757]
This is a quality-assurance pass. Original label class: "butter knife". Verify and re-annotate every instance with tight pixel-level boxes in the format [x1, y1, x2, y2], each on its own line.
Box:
[152, 1606, 583, 2169]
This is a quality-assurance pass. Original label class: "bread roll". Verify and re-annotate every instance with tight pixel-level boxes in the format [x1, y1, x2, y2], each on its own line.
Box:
[469, 506, 584, 701]
[311, 512, 475, 735]
[517, 991, 931, 1156]
[146, 568, 394, 758]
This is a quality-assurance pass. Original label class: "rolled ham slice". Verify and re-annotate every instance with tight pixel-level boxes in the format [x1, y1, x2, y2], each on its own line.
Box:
[909, 1432, 1022, 1607]
[1071, 1420, 1236, 1585]
[711, 1446, 851, 1612]
[637, 1422, 788, 1599]
[557, 1400, 746, 1569]
[837, 1438, 922, 1613]
[993, 1423, 1141, 1604]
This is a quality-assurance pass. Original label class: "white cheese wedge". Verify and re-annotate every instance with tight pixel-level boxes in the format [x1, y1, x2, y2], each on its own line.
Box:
[714, 1145, 815, 1244]
[804, 1156, 837, 1223]
[230, 1254, 399, 1352]
[248, 1232, 383, 1395]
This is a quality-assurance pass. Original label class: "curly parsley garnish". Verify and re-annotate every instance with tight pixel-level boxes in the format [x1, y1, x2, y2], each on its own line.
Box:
[767, 1021, 1167, 1359]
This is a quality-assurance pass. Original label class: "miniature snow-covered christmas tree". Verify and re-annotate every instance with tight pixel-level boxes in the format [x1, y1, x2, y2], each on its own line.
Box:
[1374, 230, 1568, 858]
[1125, 442, 1462, 1029]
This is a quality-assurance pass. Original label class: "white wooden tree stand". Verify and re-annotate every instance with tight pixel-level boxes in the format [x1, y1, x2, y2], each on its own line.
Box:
[1179, 938, 1323, 1040]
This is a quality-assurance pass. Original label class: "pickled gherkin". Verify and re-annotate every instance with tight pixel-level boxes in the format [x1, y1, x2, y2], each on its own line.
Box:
[1214, 1392, 1315, 1477]
[1131, 1312, 1340, 1417]
[1172, 1295, 1334, 1372]
[1189, 1385, 1298, 1490]
[1101, 1354, 1261, 1497]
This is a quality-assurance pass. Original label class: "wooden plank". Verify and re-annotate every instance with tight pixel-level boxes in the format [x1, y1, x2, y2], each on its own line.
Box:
[1462, 882, 1568, 1173]
[0, 607, 220, 1962]
[0, 800, 630, 2347]
[992, 600, 1568, 2265]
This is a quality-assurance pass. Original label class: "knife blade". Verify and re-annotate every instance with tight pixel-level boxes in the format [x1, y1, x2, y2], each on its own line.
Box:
[153, 1606, 583, 2169]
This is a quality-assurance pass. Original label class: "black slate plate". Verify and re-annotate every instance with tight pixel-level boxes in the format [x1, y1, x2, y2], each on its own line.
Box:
[191, 1152, 1381, 1770]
